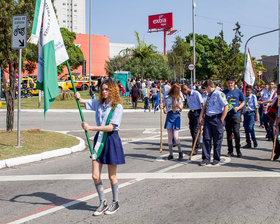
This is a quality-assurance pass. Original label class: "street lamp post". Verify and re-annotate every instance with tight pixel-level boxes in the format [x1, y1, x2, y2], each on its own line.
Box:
[88, 0, 92, 91]
[192, 0, 196, 84]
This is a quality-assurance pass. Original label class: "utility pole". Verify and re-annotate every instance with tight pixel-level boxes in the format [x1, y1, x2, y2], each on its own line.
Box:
[278, 0, 280, 83]
[192, 0, 196, 83]
[89, 0, 92, 90]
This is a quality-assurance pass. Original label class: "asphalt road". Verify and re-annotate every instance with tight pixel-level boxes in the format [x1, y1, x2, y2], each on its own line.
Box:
[1, 109, 280, 224]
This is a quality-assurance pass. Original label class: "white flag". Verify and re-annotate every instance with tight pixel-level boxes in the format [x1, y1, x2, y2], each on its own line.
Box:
[244, 49, 255, 86]
[29, 0, 69, 117]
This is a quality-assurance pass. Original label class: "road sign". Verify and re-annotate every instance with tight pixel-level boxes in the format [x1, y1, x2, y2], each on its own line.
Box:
[188, 63, 195, 71]
[12, 15, 27, 49]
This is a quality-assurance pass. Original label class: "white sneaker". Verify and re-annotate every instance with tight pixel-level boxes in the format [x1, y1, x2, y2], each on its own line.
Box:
[93, 200, 108, 216]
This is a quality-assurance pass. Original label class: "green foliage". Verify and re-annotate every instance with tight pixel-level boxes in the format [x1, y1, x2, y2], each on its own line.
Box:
[106, 54, 172, 80]
[0, 0, 36, 131]
[57, 28, 84, 74]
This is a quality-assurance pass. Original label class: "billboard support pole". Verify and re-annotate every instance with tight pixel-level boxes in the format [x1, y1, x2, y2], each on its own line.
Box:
[164, 29, 167, 55]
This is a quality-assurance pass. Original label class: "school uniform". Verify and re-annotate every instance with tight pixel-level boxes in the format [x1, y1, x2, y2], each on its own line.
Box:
[164, 96, 184, 130]
[243, 94, 259, 147]
[262, 89, 276, 140]
[202, 90, 228, 164]
[273, 98, 280, 160]
[223, 88, 245, 155]
[186, 90, 203, 151]
[85, 99, 125, 165]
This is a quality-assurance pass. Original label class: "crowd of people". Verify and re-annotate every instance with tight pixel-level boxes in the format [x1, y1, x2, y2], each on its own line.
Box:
[74, 76, 280, 216]
[123, 77, 280, 164]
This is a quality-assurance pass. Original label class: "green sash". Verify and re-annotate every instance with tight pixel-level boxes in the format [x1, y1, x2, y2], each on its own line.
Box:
[91, 106, 116, 160]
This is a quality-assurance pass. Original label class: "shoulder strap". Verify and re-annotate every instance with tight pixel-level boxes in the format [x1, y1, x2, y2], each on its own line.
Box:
[205, 90, 215, 110]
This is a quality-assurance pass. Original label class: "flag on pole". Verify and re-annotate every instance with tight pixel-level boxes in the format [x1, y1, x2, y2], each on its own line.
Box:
[29, 0, 69, 117]
[244, 49, 255, 86]
[154, 92, 160, 113]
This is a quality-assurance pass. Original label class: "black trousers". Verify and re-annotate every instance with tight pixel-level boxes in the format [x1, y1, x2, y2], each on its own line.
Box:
[188, 109, 201, 150]
[225, 115, 241, 154]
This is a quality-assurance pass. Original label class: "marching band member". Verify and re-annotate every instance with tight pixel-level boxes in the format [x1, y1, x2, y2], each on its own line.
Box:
[243, 85, 259, 149]
[75, 78, 125, 216]
[199, 80, 228, 166]
[163, 83, 184, 160]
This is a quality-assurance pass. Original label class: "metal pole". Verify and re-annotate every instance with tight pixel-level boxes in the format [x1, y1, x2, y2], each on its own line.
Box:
[164, 29, 167, 55]
[0, 67, 1, 99]
[192, 0, 196, 83]
[89, 0, 92, 91]
[278, 0, 280, 83]
[17, 49, 22, 147]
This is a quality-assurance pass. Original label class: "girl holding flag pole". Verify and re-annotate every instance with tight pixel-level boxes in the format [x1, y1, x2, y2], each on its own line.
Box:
[75, 78, 125, 216]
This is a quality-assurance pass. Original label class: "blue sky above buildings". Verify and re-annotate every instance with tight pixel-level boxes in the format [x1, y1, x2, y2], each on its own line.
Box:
[85, 0, 278, 59]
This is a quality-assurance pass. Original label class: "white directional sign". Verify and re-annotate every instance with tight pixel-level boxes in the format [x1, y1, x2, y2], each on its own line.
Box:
[12, 15, 27, 49]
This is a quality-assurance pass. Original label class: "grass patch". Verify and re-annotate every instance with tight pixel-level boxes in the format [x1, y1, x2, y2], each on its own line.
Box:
[0, 91, 145, 109]
[0, 129, 79, 160]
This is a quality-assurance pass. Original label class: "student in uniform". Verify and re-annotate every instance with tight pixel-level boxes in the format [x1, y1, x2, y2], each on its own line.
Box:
[74, 78, 125, 216]
[181, 84, 204, 155]
[223, 76, 245, 157]
[199, 80, 229, 166]
[163, 83, 184, 160]
[259, 81, 276, 141]
[243, 85, 259, 149]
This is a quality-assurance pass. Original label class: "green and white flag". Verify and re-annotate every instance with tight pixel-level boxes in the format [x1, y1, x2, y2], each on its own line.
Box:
[29, 0, 69, 117]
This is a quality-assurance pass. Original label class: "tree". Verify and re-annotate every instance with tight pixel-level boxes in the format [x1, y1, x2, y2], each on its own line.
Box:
[0, 0, 36, 132]
[224, 22, 244, 84]
[57, 28, 84, 74]
[167, 36, 191, 81]
[128, 31, 157, 79]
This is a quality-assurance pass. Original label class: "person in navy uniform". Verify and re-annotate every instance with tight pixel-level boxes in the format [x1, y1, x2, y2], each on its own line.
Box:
[259, 81, 276, 141]
[271, 84, 280, 160]
[75, 78, 125, 216]
[182, 84, 204, 155]
[163, 83, 184, 160]
[223, 76, 245, 157]
[199, 80, 229, 166]
[242, 85, 259, 149]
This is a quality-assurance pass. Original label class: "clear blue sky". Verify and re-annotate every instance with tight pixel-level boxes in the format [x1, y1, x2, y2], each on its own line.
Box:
[86, 0, 278, 59]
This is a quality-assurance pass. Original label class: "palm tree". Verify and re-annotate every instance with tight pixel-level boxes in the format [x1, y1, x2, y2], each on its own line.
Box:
[125, 31, 157, 79]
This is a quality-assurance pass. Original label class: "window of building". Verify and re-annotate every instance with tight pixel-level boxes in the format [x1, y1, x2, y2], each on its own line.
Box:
[74, 9, 77, 12]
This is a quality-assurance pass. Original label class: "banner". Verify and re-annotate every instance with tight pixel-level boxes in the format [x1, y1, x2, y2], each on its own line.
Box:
[29, 0, 69, 117]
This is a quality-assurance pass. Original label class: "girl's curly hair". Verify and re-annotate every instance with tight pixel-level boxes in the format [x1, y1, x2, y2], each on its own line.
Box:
[99, 78, 122, 108]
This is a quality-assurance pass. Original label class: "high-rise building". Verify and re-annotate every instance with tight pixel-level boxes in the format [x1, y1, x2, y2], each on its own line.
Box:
[54, 0, 86, 34]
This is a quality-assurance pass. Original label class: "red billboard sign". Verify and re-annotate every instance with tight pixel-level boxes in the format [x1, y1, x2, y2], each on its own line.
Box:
[148, 13, 173, 30]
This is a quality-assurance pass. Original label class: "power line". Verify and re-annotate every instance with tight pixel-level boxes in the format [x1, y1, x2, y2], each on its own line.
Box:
[196, 15, 276, 30]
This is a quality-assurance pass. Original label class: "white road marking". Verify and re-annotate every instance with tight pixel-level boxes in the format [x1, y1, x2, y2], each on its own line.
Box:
[6, 178, 143, 224]
[1, 171, 280, 182]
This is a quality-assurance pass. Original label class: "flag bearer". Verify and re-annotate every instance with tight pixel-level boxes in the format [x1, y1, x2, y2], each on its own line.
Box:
[75, 78, 125, 216]
[243, 85, 259, 149]
[182, 84, 204, 155]
[199, 80, 228, 166]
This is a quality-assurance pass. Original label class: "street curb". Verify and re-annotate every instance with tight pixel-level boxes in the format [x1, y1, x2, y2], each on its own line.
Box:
[0, 109, 189, 113]
[0, 135, 86, 169]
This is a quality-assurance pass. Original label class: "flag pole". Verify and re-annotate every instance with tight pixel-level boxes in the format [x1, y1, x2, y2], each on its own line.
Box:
[66, 61, 94, 155]
[160, 87, 163, 153]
